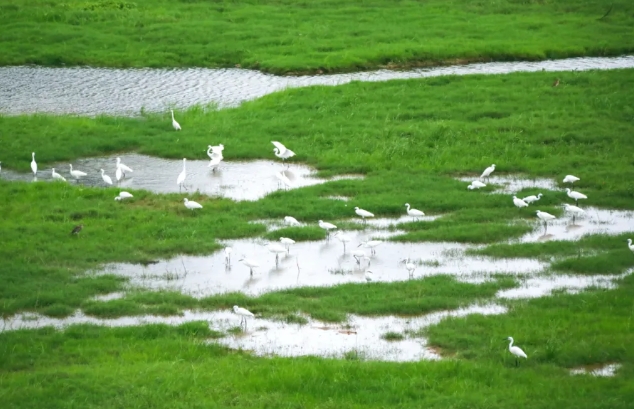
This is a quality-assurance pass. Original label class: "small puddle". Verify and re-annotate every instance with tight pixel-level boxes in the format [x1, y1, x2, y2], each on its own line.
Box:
[0, 304, 506, 362]
[95, 229, 544, 297]
[456, 175, 559, 194]
[570, 363, 622, 377]
[0, 153, 364, 201]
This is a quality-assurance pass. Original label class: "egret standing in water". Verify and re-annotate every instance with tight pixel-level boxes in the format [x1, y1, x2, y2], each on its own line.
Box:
[266, 242, 287, 266]
[404, 258, 416, 277]
[513, 196, 528, 209]
[183, 198, 202, 210]
[506, 336, 528, 366]
[334, 231, 351, 252]
[177, 158, 187, 192]
[405, 203, 425, 217]
[224, 247, 233, 265]
[271, 141, 296, 165]
[318, 220, 337, 239]
[208, 144, 224, 158]
[352, 249, 371, 266]
[563, 203, 585, 223]
[233, 305, 254, 330]
[238, 258, 259, 275]
[359, 240, 382, 255]
[354, 207, 374, 223]
[480, 164, 496, 180]
[115, 158, 133, 178]
[279, 237, 295, 253]
[563, 175, 580, 185]
[100, 169, 113, 185]
[69, 164, 87, 181]
[565, 188, 587, 205]
[536, 210, 556, 232]
[51, 168, 66, 182]
[171, 109, 181, 131]
[30, 152, 37, 176]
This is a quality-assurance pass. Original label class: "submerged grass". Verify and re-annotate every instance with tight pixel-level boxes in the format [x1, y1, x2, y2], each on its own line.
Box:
[0, 0, 633, 73]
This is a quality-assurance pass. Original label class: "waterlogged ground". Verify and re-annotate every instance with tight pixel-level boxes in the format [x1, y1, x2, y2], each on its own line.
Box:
[1, 56, 633, 116]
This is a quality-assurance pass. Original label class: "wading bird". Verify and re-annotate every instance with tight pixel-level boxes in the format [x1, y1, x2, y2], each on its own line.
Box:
[563, 175, 580, 185]
[480, 164, 496, 180]
[207, 144, 224, 158]
[522, 193, 542, 204]
[207, 153, 222, 172]
[352, 249, 371, 266]
[71, 224, 83, 235]
[359, 240, 382, 255]
[334, 231, 351, 252]
[279, 237, 295, 253]
[318, 220, 337, 238]
[513, 196, 528, 209]
[266, 242, 287, 265]
[115, 191, 133, 201]
[271, 141, 296, 165]
[565, 188, 587, 205]
[468, 180, 487, 190]
[536, 210, 556, 232]
[238, 258, 259, 275]
[233, 305, 254, 330]
[224, 247, 233, 264]
[354, 207, 374, 223]
[100, 169, 113, 185]
[404, 258, 416, 277]
[116, 157, 133, 177]
[51, 168, 66, 182]
[284, 216, 300, 226]
[177, 158, 187, 192]
[627, 239, 634, 252]
[506, 336, 528, 366]
[183, 198, 202, 210]
[171, 109, 181, 131]
[30, 152, 37, 176]
[69, 164, 87, 181]
[405, 203, 425, 217]
[563, 203, 585, 223]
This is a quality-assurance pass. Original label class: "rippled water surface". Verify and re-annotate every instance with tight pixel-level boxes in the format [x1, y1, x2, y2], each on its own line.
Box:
[1, 56, 633, 116]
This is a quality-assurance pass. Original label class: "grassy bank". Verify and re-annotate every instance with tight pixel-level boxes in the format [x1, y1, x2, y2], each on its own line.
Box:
[0, 0, 633, 73]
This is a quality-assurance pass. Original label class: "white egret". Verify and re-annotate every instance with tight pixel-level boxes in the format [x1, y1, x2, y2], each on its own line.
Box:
[405, 258, 416, 277]
[480, 164, 496, 180]
[100, 169, 113, 185]
[275, 171, 293, 189]
[271, 141, 296, 164]
[177, 158, 187, 192]
[506, 336, 528, 366]
[224, 247, 233, 264]
[183, 198, 203, 210]
[233, 305, 254, 330]
[468, 180, 487, 190]
[279, 237, 295, 253]
[115, 191, 134, 201]
[51, 168, 66, 182]
[0, 161, 2, 172]
[207, 144, 224, 158]
[627, 239, 634, 253]
[565, 188, 587, 204]
[359, 240, 382, 255]
[513, 196, 528, 209]
[115, 166, 123, 182]
[354, 207, 374, 222]
[238, 258, 259, 275]
[30, 152, 37, 176]
[115, 158, 133, 177]
[266, 242, 287, 265]
[563, 203, 585, 222]
[536, 210, 556, 231]
[69, 164, 87, 181]
[365, 270, 374, 282]
[522, 193, 542, 204]
[405, 203, 425, 217]
[171, 109, 181, 131]
[352, 249, 371, 265]
[207, 154, 222, 172]
[563, 175, 580, 184]
[284, 216, 300, 226]
[318, 220, 337, 238]
[334, 231, 351, 252]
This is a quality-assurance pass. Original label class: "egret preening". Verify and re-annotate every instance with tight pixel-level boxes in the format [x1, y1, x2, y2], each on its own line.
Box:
[115, 158, 133, 177]
[565, 188, 587, 205]
[51, 168, 66, 182]
[233, 305, 254, 330]
[522, 193, 542, 204]
[480, 164, 496, 180]
[208, 144, 224, 158]
[468, 180, 487, 190]
[69, 164, 87, 181]
[115, 191, 134, 201]
[183, 198, 203, 210]
[506, 337, 528, 366]
[279, 237, 295, 253]
[71, 224, 83, 235]
[266, 242, 287, 266]
[354, 207, 374, 223]
[513, 196, 528, 209]
[563, 203, 585, 223]
[100, 169, 113, 185]
[405, 203, 425, 217]
[30, 152, 37, 176]
[334, 231, 351, 252]
[171, 109, 181, 131]
[224, 247, 233, 264]
[536, 210, 556, 232]
[365, 270, 374, 282]
[359, 240, 382, 255]
[207, 153, 222, 172]
[271, 141, 295, 165]
[284, 216, 300, 226]
[352, 249, 371, 265]
[563, 175, 580, 184]
[627, 239, 634, 253]
[238, 258, 259, 275]
[177, 158, 187, 192]
[318, 220, 337, 239]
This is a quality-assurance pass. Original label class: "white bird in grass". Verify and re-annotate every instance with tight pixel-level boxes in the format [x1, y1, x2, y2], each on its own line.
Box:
[563, 175, 580, 184]
[284, 216, 300, 226]
[171, 109, 181, 131]
[513, 196, 528, 209]
[565, 188, 587, 204]
[224, 247, 233, 264]
[506, 336, 528, 366]
[468, 180, 487, 190]
[238, 258, 259, 275]
[319, 220, 337, 238]
[354, 207, 374, 222]
[183, 198, 203, 210]
[115, 191, 133, 201]
[536, 210, 556, 231]
[405, 203, 425, 217]
[177, 158, 187, 191]
[480, 164, 496, 180]
[30, 152, 37, 176]
[233, 305, 254, 330]
[279, 237, 295, 253]
[271, 141, 296, 164]
[359, 240, 382, 255]
[522, 193, 542, 204]
[627, 239, 634, 253]
[115, 157, 133, 177]
[352, 249, 371, 265]
[51, 168, 66, 182]
[100, 169, 113, 185]
[69, 164, 87, 181]
[334, 231, 351, 252]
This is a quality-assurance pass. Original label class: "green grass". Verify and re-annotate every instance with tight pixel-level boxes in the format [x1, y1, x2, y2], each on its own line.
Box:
[0, 0, 633, 73]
